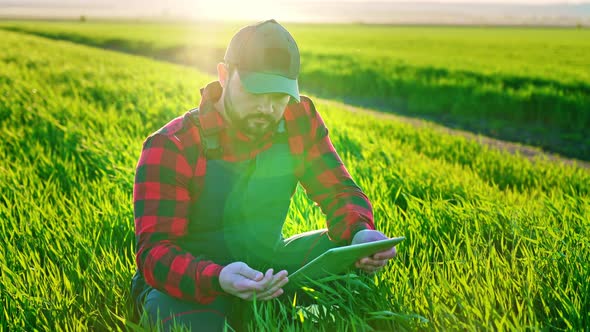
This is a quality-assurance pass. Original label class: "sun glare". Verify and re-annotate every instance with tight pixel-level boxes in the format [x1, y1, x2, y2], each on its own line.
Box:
[190, 0, 293, 22]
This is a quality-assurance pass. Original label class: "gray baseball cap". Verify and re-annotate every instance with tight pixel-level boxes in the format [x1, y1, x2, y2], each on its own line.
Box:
[224, 19, 301, 102]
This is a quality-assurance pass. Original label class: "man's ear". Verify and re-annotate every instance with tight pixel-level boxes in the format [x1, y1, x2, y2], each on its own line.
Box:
[217, 62, 229, 88]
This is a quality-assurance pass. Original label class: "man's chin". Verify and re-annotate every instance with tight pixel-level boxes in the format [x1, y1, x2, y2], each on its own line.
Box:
[245, 128, 270, 139]
[244, 121, 277, 138]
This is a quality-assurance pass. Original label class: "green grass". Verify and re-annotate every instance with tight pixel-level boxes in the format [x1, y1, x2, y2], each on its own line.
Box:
[1, 21, 589, 160]
[1, 29, 590, 331]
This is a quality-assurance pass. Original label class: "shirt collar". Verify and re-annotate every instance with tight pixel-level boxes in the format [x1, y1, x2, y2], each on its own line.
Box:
[196, 81, 226, 134]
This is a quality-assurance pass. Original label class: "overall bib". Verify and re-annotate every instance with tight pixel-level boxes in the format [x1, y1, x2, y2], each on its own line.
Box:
[132, 116, 338, 331]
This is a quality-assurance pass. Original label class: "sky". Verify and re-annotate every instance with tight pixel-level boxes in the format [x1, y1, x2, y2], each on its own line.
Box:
[1, 0, 589, 24]
[405, 0, 586, 2]
[3, 0, 588, 3]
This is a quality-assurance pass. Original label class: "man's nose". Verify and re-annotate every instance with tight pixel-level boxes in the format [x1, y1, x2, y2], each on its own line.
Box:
[257, 96, 274, 114]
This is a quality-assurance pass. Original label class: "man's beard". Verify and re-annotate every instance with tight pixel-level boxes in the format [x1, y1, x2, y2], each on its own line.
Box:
[223, 90, 278, 139]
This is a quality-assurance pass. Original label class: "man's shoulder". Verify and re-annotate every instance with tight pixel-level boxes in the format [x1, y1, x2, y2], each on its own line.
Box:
[284, 95, 319, 126]
[287, 95, 316, 116]
[299, 95, 315, 110]
[143, 110, 202, 153]
[282, 95, 326, 153]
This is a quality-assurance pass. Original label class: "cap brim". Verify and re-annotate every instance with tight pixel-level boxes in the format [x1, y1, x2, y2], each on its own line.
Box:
[239, 72, 300, 102]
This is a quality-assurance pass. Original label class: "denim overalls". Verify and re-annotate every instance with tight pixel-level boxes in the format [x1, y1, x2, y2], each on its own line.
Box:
[131, 110, 337, 330]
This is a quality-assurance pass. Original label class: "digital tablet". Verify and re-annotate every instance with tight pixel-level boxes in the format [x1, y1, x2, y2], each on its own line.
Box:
[288, 236, 405, 285]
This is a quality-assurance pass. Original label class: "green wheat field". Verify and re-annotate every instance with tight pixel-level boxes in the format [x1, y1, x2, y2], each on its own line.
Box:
[2, 21, 590, 160]
[1, 21, 589, 331]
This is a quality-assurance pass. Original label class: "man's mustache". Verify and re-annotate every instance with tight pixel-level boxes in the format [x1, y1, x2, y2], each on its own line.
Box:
[245, 114, 274, 123]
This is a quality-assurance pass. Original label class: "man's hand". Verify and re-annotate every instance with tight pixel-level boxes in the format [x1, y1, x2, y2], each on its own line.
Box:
[351, 230, 397, 274]
[219, 262, 289, 301]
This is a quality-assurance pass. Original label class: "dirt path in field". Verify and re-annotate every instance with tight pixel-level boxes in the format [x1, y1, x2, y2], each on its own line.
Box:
[323, 100, 590, 169]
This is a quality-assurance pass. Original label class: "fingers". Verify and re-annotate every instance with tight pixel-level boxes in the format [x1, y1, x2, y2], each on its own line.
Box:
[256, 278, 288, 301]
[355, 246, 397, 268]
[259, 268, 276, 290]
[233, 278, 264, 293]
[236, 269, 289, 301]
[356, 260, 385, 273]
[355, 259, 387, 272]
[239, 268, 274, 292]
[360, 265, 381, 274]
[221, 262, 263, 296]
[220, 262, 292, 301]
[373, 247, 397, 260]
[355, 251, 394, 273]
[266, 270, 288, 289]
[357, 256, 387, 267]
[259, 271, 289, 300]
[259, 287, 285, 301]
[238, 263, 264, 281]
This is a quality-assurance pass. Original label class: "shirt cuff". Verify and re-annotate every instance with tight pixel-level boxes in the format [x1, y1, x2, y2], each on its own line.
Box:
[211, 267, 225, 295]
[209, 264, 226, 294]
[198, 263, 226, 303]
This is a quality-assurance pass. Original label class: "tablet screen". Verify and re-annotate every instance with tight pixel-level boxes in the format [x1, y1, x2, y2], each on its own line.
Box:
[289, 236, 405, 284]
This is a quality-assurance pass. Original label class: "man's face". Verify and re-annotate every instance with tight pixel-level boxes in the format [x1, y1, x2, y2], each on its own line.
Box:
[222, 70, 291, 139]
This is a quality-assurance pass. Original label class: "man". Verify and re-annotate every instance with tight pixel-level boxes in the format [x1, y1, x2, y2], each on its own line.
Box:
[131, 19, 397, 331]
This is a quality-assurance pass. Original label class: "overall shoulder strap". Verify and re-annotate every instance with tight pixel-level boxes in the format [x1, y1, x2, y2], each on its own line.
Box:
[272, 118, 288, 144]
[188, 108, 289, 156]
[187, 108, 224, 159]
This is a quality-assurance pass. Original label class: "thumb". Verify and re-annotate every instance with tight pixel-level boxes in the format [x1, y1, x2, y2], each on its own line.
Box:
[238, 263, 263, 281]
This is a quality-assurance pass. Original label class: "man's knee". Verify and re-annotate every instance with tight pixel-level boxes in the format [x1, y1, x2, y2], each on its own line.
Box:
[140, 288, 230, 331]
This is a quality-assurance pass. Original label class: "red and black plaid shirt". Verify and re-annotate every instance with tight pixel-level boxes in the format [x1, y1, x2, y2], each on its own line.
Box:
[134, 81, 375, 304]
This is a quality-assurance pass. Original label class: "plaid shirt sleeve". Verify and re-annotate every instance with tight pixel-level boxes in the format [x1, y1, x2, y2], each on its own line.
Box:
[296, 97, 375, 244]
[134, 132, 224, 304]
